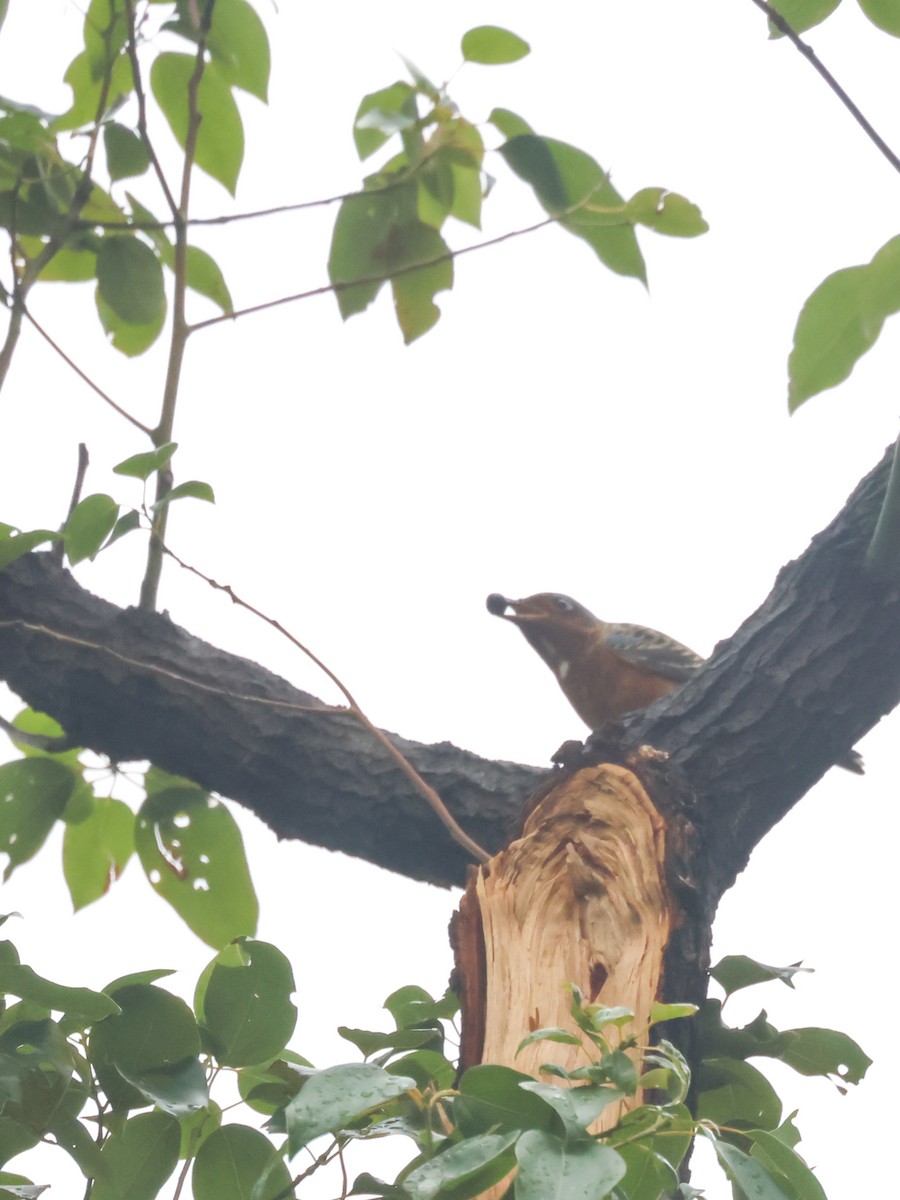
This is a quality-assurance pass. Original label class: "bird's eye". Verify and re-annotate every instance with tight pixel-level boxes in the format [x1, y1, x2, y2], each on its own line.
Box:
[553, 596, 574, 612]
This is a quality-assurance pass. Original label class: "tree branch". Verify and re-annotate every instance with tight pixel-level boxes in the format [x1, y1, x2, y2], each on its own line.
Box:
[1, 448, 898, 893]
[750, 0, 900, 177]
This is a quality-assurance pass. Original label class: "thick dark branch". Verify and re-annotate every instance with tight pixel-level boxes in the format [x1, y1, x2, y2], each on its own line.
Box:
[1, 447, 899, 897]
[626, 445, 900, 894]
[0, 554, 542, 888]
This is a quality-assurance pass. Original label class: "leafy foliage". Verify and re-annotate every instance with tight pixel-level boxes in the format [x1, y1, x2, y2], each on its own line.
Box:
[327, 27, 706, 342]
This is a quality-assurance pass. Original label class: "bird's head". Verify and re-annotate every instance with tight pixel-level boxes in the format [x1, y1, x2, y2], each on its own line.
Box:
[486, 593, 603, 665]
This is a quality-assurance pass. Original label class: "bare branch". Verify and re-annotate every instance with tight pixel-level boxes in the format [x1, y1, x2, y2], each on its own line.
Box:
[750, 0, 900, 177]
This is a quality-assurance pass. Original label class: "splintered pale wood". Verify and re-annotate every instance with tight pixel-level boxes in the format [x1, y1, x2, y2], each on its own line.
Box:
[470, 764, 674, 1113]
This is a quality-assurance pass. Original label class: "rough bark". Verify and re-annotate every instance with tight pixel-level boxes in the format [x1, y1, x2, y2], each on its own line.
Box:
[0, 552, 543, 888]
[0, 446, 898, 914]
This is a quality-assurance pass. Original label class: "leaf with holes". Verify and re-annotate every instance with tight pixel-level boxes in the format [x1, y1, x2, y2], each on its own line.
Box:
[195, 939, 296, 1067]
[135, 788, 258, 948]
[0, 759, 78, 878]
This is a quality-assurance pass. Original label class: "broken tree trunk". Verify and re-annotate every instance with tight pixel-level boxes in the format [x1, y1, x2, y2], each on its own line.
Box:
[453, 758, 683, 1126]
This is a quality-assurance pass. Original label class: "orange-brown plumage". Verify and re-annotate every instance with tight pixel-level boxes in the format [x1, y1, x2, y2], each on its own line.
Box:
[486, 592, 703, 729]
[488, 591, 865, 773]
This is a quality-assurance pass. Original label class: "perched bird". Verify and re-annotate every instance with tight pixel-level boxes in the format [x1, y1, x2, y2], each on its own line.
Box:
[487, 591, 864, 772]
[486, 592, 703, 728]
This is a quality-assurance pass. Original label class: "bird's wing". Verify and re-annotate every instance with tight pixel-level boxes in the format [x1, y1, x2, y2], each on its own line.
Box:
[604, 623, 705, 682]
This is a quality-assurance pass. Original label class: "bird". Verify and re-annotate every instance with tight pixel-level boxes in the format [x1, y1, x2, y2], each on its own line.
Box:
[486, 591, 864, 773]
[486, 592, 703, 728]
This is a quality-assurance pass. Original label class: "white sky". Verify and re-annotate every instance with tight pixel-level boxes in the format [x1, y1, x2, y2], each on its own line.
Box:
[1, 1, 899, 1195]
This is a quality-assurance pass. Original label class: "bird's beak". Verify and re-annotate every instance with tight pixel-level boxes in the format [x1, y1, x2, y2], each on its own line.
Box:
[486, 594, 526, 622]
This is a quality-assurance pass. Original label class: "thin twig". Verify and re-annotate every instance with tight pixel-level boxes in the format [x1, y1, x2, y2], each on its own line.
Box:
[76, 184, 404, 232]
[189, 213, 560, 333]
[160, 542, 491, 864]
[750, 0, 900, 176]
[139, 0, 216, 612]
[23, 309, 153, 434]
[123, 0, 180, 217]
[51, 443, 90, 565]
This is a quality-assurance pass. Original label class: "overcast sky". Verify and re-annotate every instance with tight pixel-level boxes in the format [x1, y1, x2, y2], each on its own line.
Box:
[1, 1, 899, 1195]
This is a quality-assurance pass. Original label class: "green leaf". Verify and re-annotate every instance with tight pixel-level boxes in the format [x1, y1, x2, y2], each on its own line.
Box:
[193, 1124, 293, 1200]
[237, 1056, 309, 1115]
[520, 1081, 626, 1133]
[2, 709, 79, 766]
[489, 107, 534, 138]
[96, 236, 165, 325]
[178, 1100, 221, 1158]
[64, 493, 119, 565]
[113, 443, 178, 481]
[390, 223, 453, 343]
[150, 54, 244, 194]
[789, 234, 900, 408]
[135, 787, 258, 948]
[96, 288, 167, 356]
[283, 1063, 415, 1156]
[0, 964, 118, 1020]
[711, 1137, 791, 1200]
[0, 528, 57, 570]
[104, 510, 141, 549]
[615, 1143, 680, 1200]
[0, 1019, 72, 1133]
[49, 1108, 107, 1179]
[461, 26, 530, 65]
[63, 796, 135, 910]
[777, 1027, 871, 1085]
[166, 0, 271, 101]
[151, 480, 216, 509]
[121, 1055, 208, 1117]
[104, 122, 150, 181]
[516, 1027, 582, 1053]
[0, 759, 77, 878]
[403, 1130, 519, 1200]
[184, 246, 233, 313]
[500, 135, 647, 282]
[93, 983, 200, 1076]
[89, 1111, 180, 1200]
[696, 1057, 782, 1130]
[388, 1049, 455, 1092]
[203, 0, 270, 101]
[454, 1065, 559, 1138]
[195, 938, 296, 1067]
[383, 985, 443, 1029]
[649, 1001, 699, 1024]
[626, 188, 708, 237]
[749, 1130, 828, 1200]
[329, 182, 453, 340]
[710, 955, 810, 997]
[858, 0, 900, 34]
[353, 82, 418, 160]
[37, 244, 98, 282]
[55, 24, 133, 132]
[766, 0, 842, 36]
[337, 1026, 439, 1057]
[515, 1130, 626, 1200]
